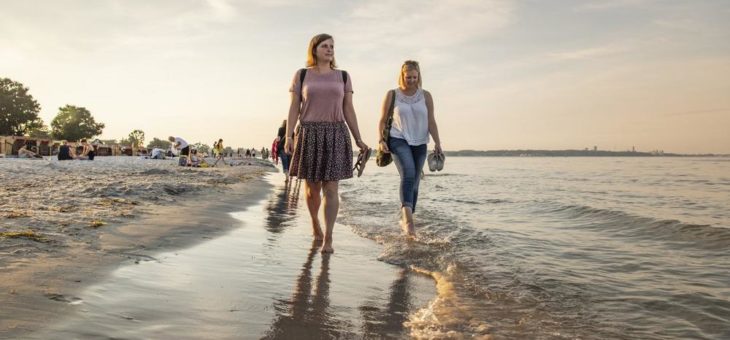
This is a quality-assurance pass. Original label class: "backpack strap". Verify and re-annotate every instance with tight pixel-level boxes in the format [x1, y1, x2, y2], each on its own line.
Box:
[342, 70, 348, 85]
[298, 68, 307, 99]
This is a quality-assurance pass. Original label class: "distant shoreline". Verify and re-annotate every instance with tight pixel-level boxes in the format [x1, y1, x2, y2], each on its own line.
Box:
[443, 150, 729, 157]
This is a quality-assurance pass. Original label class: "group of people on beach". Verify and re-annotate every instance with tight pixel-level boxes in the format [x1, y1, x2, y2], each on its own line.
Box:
[167, 136, 212, 167]
[16, 139, 95, 161]
[166, 136, 270, 167]
[279, 33, 443, 254]
[55, 139, 96, 161]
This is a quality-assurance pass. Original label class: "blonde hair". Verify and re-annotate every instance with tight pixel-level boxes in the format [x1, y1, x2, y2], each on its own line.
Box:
[398, 60, 422, 88]
[306, 33, 337, 68]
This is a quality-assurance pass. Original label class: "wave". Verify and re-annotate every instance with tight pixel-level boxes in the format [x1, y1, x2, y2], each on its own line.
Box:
[405, 266, 493, 339]
[433, 197, 509, 205]
[542, 204, 730, 249]
[339, 198, 590, 338]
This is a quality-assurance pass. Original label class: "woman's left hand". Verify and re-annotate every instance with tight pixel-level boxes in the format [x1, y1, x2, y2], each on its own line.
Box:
[435, 143, 443, 154]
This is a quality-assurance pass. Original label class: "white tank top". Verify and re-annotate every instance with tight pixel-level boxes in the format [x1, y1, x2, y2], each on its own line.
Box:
[389, 88, 429, 146]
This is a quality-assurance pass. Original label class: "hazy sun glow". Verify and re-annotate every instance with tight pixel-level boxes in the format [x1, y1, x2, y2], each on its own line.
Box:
[2, 0, 728, 153]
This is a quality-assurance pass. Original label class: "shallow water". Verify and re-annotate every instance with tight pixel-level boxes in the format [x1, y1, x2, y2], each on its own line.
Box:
[339, 156, 730, 339]
[28, 177, 435, 339]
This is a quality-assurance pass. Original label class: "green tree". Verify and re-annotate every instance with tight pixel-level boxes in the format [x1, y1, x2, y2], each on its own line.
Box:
[0, 77, 43, 136]
[128, 129, 145, 155]
[50, 105, 104, 141]
[28, 124, 52, 139]
[192, 142, 210, 155]
[147, 137, 171, 150]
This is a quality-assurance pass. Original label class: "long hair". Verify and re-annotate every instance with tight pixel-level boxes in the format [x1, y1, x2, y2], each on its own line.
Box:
[398, 60, 422, 89]
[306, 33, 337, 68]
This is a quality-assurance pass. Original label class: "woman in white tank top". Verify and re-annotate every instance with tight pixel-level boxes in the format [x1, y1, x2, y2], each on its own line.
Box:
[377, 60, 443, 236]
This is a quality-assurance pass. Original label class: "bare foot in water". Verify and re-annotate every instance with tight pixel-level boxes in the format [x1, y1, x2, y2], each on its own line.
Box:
[400, 219, 416, 237]
[312, 220, 324, 241]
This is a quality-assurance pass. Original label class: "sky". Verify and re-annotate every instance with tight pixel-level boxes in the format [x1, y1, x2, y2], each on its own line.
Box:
[1, 0, 729, 154]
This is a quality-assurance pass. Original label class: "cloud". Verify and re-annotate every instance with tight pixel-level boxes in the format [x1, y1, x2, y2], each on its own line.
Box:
[337, 0, 515, 51]
[204, 0, 237, 22]
[575, 0, 651, 11]
[547, 44, 627, 61]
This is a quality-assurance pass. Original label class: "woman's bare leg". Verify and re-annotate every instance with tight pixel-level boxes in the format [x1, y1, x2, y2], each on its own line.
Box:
[305, 181, 324, 240]
[321, 181, 339, 253]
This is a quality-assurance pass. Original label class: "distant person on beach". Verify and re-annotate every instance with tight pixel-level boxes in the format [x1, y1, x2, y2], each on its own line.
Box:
[276, 120, 290, 180]
[378, 60, 442, 236]
[271, 137, 279, 165]
[188, 149, 207, 167]
[150, 147, 165, 159]
[57, 140, 75, 160]
[18, 145, 42, 158]
[213, 138, 228, 167]
[77, 139, 95, 160]
[18, 145, 42, 159]
[285, 33, 369, 253]
[168, 136, 190, 165]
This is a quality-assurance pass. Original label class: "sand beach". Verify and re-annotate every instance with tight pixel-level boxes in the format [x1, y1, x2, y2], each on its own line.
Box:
[0, 157, 439, 339]
[0, 156, 273, 336]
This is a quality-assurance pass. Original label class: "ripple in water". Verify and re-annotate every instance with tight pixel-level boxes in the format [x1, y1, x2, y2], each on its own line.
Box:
[339, 157, 730, 339]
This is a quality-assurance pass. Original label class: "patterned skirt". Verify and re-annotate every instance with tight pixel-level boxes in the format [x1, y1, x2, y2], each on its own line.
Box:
[289, 121, 353, 182]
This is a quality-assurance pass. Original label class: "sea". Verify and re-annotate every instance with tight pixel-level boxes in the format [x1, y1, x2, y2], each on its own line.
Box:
[338, 156, 730, 339]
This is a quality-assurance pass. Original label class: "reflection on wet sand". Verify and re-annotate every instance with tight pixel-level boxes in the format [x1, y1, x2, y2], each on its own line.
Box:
[264, 179, 300, 234]
[288, 179, 302, 211]
[262, 244, 355, 339]
[260, 179, 431, 339]
[359, 268, 410, 338]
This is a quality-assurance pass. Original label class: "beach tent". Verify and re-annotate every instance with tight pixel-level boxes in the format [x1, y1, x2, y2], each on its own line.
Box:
[0, 136, 12, 156]
[0, 136, 52, 156]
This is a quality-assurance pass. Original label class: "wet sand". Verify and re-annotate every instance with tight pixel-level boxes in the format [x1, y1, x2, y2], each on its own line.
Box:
[0, 156, 274, 337]
[2, 158, 437, 339]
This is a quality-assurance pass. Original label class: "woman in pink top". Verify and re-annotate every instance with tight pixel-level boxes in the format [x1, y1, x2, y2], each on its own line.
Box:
[285, 33, 369, 253]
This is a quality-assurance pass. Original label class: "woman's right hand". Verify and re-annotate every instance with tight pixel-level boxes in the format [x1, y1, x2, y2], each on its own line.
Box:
[284, 136, 293, 155]
[378, 140, 390, 153]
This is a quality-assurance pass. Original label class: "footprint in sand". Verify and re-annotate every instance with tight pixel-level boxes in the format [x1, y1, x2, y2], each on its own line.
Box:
[44, 293, 83, 305]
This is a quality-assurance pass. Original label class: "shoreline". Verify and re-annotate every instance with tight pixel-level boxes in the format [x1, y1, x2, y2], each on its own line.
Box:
[23, 176, 437, 339]
[2, 157, 439, 339]
[0, 156, 275, 337]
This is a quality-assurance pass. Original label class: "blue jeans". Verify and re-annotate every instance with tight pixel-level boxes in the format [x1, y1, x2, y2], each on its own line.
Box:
[280, 152, 291, 174]
[388, 137, 427, 212]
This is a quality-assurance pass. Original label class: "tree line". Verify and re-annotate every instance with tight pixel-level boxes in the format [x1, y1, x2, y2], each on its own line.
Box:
[0, 77, 169, 149]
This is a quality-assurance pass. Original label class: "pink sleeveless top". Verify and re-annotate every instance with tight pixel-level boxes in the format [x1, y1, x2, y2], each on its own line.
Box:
[289, 68, 353, 123]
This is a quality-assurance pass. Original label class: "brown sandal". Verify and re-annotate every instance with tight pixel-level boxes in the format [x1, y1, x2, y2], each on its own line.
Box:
[353, 148, 372, 177]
